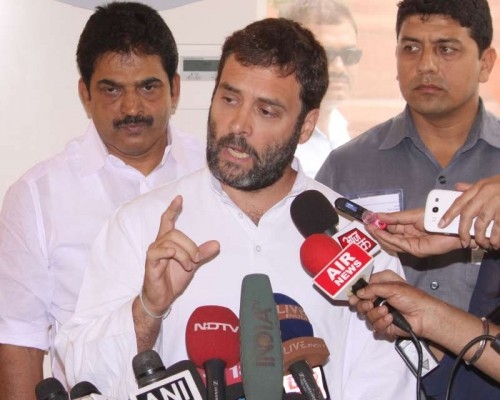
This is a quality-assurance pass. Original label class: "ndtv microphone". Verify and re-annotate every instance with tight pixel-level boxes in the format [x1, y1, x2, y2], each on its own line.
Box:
[35, 377, 69, 400]
[275, 293, 329, 400]
[186, 305, 239, 400]
[291, 190, 339, 237]
[130, 351, 206, 400]
[239, 274, 284, 400]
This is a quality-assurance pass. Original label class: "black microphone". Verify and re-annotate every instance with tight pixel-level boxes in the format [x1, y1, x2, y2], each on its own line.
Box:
[132, 349, 169, 388]
[70, 381, 100, 399]
[35, 377, 69, 400]
[291, 190, 339, 237]
[129, 350, 207, 400]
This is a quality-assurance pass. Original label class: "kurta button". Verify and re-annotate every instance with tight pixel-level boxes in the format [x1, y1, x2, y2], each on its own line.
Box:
[438, 176, 447, 184]
[255, 245, 262, 252]
[430, 281, 439, 290]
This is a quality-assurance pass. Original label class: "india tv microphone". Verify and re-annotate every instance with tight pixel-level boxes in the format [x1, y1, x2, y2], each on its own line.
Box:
[275, 293, 329, 400]
[239, 273, 284, 400]
[291, 190, 339, 237]
[35, 377, 69, 400]
[130, 350, 206, 400]
[185, 305, 239, 400]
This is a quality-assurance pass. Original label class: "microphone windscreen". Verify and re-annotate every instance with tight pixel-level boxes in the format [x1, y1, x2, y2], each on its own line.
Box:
[239, 274, 284, 400]
[291, 190, 339, 237]
[300, 233, 342, 276]
[132, 350, 169, 388]
[185, 305, 239, 368]
[70, 381, 101, 399]
[275, 295, 329, 371]
[35, 377, 69, 400]
[274, 293, 313, 342]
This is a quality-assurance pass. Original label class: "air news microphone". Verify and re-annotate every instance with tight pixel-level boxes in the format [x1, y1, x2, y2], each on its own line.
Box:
[186, 305, 239, 400]
[239, 274, 284, 400]
[301, 233, 411, 332]
[275, 293, 329, 400]
[130, 350, 206, 400]
[36, 377, 69, 400]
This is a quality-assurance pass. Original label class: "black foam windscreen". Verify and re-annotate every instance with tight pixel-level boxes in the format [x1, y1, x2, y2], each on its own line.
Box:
[291, 190, 339, 237]
[132, 350, 169, 388]
[35, 377, 69, 400]
[70, 381, 101, 399]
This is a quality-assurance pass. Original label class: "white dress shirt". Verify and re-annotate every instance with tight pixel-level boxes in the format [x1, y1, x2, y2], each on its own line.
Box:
[295, 108, 351, 178]
[0, 121, 205, 379]
[57, 163, 416, 400]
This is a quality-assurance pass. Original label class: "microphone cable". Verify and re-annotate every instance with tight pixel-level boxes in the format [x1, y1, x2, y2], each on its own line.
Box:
[445, 333, 500, 400]
[352, 278, 424, 400]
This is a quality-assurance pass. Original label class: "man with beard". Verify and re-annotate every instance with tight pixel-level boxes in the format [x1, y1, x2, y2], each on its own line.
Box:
[0, 3, 204, 399]
[279, 0, 362, 177]
[57, 18, 415, 399]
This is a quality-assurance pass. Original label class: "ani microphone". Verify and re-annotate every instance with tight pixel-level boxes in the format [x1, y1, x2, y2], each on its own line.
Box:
[130, 350, 206, 400]
[275, 293, 329, 400]
[239, 273, 284, 400]
[185, 305, 240, 400]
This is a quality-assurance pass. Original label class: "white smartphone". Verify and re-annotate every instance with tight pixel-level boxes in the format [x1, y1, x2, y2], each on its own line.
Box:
[424, 189, 492, 237]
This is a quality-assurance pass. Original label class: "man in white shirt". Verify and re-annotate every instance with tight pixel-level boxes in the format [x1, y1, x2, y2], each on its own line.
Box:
[279, 0, 362, 177]
[0, 3, 204, 399]
[58, 18, 415, 400]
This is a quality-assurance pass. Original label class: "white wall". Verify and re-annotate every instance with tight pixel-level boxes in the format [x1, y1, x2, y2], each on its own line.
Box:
[0, 0, 264, 202]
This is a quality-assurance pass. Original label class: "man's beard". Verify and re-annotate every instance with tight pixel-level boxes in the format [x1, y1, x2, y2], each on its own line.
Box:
[206, 114, 304, 191]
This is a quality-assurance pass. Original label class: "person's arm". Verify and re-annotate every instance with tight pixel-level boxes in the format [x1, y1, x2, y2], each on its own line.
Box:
[57, 195, 219, 399]
[0, 344, 44, 400]
[133, 195, 220, 352]
[365, 208, 463, 257]
[350, 270, 500, 381]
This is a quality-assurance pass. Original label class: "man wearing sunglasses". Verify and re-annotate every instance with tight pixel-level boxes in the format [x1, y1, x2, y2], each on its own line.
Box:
[279, 0, 362, 177]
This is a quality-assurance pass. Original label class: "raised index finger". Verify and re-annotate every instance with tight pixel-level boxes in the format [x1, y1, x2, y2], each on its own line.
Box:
[157, 195, 183, 238]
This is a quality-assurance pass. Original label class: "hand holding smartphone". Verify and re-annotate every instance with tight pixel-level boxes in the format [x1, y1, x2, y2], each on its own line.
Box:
[424, 189, 492, 238]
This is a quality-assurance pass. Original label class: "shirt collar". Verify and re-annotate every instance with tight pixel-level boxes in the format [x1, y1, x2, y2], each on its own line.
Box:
[378, 98, 500, 151]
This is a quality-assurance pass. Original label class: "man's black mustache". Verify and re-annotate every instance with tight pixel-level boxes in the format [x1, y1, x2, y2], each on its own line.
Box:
[113, 115, 154, 128]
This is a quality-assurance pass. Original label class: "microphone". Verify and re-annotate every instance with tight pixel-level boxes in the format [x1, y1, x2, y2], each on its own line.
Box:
[301, 232, 375, 301]
[291, 190, 339, 237]
[70, 381, 101, 399]
[35, 377, 69, 400]
[132, 349, 169, 388]
[301, 233, 412, 332]
[239, 273, 284, 400]
[130, 350, 207, 400]
[275, 293, 329, 400]
[185, 305, 239, 400]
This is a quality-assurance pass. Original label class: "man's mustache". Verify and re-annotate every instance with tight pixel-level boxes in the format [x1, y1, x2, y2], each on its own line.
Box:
[113, 115, 154, 128]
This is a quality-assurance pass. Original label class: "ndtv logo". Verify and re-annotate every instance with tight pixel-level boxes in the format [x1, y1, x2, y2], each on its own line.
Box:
[193, 322, 239, 333]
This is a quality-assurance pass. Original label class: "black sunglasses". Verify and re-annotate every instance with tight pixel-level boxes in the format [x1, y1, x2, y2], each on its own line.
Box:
[325, 47, 362, 66]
